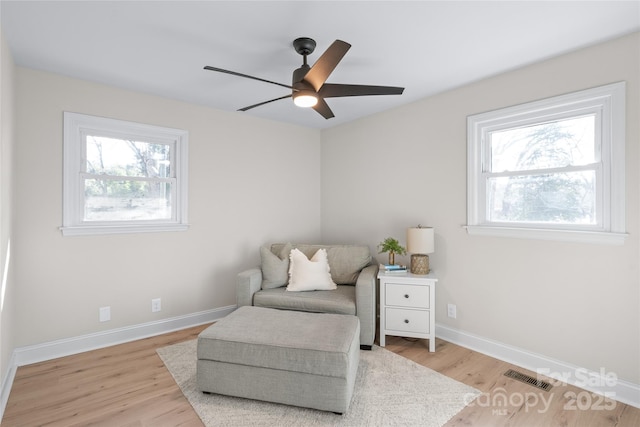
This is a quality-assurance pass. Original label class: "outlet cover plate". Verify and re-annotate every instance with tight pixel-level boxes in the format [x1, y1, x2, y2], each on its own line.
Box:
[447, 303, 457, 319]
[99, 306, 111, 322]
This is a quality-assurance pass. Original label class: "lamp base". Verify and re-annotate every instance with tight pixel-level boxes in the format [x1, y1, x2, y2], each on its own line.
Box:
[410, 254, 430, 275]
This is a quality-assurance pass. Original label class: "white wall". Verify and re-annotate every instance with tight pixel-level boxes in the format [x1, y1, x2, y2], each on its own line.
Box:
[0, 28, 16, 393]
[321, 32, 640, 384]
[12, 68, 322, 346]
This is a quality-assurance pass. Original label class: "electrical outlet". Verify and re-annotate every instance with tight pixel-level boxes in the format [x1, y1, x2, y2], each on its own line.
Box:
[151, 298, 161, 313]
[447, 303, 457, 319]
[99, 306, 111, 322]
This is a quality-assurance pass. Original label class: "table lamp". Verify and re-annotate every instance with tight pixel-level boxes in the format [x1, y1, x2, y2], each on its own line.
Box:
[407, 226, 435, 274]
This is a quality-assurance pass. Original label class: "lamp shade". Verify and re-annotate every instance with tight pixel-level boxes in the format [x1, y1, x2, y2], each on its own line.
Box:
[407, 227, 434, 254]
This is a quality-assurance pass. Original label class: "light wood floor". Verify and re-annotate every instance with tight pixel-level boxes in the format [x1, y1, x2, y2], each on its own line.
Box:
[3, 325, 639, 426]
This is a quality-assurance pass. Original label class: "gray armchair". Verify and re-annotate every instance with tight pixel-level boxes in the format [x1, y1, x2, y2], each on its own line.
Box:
[237, 243, 378, 349]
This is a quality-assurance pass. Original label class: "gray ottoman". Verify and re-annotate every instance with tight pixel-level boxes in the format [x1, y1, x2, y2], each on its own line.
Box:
[197, 306, 360, 414]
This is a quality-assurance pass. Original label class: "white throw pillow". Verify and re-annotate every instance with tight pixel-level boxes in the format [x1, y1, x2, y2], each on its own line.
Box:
[287, 248, 337, 292]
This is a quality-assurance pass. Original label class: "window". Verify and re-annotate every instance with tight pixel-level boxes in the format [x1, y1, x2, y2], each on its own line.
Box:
[467, 82, 626, 244]
[62, 112, 188, 236]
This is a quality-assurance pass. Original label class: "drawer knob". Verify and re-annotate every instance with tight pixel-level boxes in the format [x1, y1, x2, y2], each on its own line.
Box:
[404, 294, 409, 298]
[404, 319, 409, 324]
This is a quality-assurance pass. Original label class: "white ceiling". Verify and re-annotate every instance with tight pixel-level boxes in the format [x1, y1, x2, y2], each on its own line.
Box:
[2, 1, 639, 129]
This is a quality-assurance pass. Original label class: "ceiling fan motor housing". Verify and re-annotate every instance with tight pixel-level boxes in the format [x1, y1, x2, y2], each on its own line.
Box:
[292, 66, 312, 89]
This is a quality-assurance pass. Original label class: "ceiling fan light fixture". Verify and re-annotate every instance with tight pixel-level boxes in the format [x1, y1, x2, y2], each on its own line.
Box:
[204, 37, 404, 119]
[293, 90, 318, 108]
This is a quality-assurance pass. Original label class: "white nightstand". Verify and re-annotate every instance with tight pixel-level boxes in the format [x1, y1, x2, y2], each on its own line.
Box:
[378, 270, 437, 352]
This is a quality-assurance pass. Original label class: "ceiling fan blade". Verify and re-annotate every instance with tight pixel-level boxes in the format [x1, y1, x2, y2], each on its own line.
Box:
[238, 94, 292, 112]
[303, 40, 351, 91]
[204, 66, 292, 90]
[319, 83, 405, 98]
[312, 98, 335, 119]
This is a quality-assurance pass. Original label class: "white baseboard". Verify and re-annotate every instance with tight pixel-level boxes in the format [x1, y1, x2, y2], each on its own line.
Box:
[0, 352, 17, 423]
[436, 323, 640, 409]
[0, 305, 236, 420]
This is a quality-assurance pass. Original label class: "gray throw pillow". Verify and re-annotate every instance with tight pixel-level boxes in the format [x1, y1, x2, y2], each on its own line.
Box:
[260, 243, 292, 289]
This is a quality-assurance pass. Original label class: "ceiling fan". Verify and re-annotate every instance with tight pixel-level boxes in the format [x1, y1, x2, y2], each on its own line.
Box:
[204, 37, 404, 119]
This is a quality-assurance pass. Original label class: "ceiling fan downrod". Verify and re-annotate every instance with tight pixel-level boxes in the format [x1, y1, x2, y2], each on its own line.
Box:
[292, 37, 315, 88]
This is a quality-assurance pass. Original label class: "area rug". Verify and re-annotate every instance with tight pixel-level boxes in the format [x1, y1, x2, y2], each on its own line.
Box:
[157, 340, 480, 426]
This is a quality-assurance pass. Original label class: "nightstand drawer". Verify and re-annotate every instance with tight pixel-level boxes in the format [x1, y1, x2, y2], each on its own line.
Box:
[385, 308, 430, 334]
[385, 283, 430, 309]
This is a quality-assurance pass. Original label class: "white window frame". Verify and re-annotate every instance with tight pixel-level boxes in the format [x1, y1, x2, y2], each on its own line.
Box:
[62, 112, 189, 236]
[467, 82, 627, 245]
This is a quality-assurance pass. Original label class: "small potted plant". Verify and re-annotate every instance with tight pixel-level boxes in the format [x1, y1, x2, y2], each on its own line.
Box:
[378, 237, 406, 265]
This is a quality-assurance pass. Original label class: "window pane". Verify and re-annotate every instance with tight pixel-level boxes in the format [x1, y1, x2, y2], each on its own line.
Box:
[84, 179, 172, 221]
[490, 115, 595, 172]
[488, 170, 596, 225]
[86, 136, 171, 178]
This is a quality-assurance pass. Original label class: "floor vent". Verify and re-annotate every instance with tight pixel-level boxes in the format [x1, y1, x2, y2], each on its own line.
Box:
[504, 369, 553, 391]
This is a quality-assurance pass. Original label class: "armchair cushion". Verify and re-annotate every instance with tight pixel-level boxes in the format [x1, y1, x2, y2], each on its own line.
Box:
[254, 285, 356, 315]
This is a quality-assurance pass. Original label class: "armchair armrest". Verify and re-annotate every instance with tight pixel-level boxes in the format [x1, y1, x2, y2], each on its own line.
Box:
[355, 264, 379, 348]
[237, 268, 262, 307]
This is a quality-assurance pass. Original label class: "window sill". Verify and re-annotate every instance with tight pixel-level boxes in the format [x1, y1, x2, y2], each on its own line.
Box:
[465, 225, 628, 245]
[61, 223, 189, 236]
